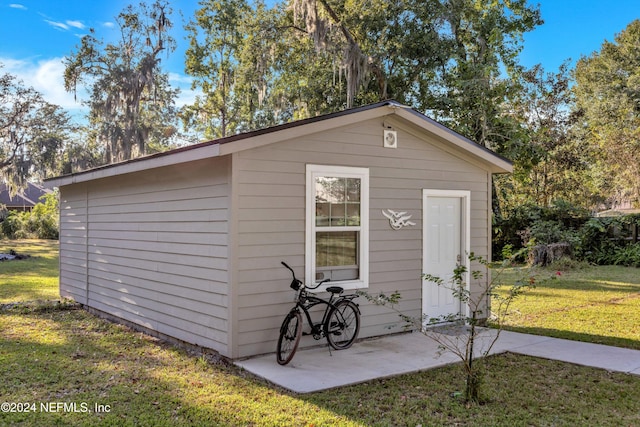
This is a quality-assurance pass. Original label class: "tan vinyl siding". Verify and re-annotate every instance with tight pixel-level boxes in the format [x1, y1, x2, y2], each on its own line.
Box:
[59, 183, 89, 304]
[52, 103, 507, 360]
[233, 117, 492, 358]
[58, 157, 231, 355]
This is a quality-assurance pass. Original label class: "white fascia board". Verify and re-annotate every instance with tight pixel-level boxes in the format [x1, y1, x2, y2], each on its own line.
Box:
[218, 108, 389, 156]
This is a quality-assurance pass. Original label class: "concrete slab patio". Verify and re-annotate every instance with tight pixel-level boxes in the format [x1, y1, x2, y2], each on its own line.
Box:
[235, 330, 640, 393]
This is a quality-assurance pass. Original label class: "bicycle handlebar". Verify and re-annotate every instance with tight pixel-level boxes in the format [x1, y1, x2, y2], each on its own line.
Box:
[281, 261, 330, 290]
[281, 261, 295, 276]
[309, 278, 331, 289]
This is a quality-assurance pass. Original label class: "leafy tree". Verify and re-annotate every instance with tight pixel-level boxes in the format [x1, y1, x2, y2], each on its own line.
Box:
[185, 0, 262, 138]
[64, 1, 180, 163]
[29, 104, 78, 181]
[0, 68, 71, 192]
[27, 190, 60, 240]
[287, 0, 394, 108]
[428, 0, 541, 151]
[573, 20, 640, 206]
[498, 63, 598, 210]
[59, 132, 103, 176]
[289, 0, 541, 153]
[184, 0, 542, 153]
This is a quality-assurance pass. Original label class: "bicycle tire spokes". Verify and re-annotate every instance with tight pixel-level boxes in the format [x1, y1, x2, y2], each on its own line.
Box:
[276, 311, 302, 365]
[326, 300, 360, 350]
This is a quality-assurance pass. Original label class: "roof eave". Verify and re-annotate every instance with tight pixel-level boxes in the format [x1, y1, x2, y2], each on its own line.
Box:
[45, 102, 396, 188]
[45, 143, 220, 188]
[45, 100, 512, 188]
[389, 106, 513, 174]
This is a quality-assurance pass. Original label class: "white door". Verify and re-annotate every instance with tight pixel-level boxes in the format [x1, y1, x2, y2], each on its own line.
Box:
[423, 195, 463, 324]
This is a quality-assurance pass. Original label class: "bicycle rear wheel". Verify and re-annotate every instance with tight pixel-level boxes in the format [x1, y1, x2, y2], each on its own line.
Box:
[276, 310, 302, 365]
[326, 300, 360, 350]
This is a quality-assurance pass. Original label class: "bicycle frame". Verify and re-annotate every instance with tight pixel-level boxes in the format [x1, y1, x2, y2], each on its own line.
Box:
[294, 290, 342, 339]
[281, 261, 358, 340]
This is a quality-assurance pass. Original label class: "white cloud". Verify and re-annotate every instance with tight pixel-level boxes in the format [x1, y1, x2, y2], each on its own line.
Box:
[0, 57, 27, 71]
[33, 59, 81, 107]
[175, 87, 199, 109]
[169, 73, 199, 108]
[1, 56, 87, 116]
[66, 20, 85, 30]
[9, 3, 27, 10]
[42, 18, 85, 32]
[168, 72, 193, 85]
[102, 21, 115, 29]
[44, 20, 69, 31]
[2, 59, 199, 123]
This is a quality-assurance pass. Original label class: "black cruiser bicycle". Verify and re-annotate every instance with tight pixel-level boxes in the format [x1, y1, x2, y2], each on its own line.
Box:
[276, 262, 361, 365]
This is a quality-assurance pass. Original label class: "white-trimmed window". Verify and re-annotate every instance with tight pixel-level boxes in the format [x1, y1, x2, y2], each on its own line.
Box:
[306, 165, 369, 290]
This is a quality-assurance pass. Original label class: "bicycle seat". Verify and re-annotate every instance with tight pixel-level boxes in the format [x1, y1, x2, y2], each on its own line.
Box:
[326, 286, 344, 295]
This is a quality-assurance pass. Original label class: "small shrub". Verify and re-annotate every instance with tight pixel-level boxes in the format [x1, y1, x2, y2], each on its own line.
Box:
[1, 212, 29, 239]
[494, 200, 589, 261]
[611, 243, 640, 267]
[0, 190, 59, 240]
[494, 201, 640, 267]
[361, 250, 536, 404]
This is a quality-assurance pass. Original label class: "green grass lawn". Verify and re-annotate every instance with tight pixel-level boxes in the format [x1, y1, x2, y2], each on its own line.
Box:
[1, 304, 639, 426]
[492, 264, 640, 350]
[1, 241, 639, 425]
[0, 239, 59, 302]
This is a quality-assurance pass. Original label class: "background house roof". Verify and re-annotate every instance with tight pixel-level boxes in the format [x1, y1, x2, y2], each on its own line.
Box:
[45, 101, 513, 188]
[0, 182, 51, 209]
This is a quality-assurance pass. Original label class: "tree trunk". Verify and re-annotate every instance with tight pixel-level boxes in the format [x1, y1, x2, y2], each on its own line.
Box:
[529, 243, 572, 266]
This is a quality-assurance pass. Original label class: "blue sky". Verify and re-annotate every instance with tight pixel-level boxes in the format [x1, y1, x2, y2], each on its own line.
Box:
[520, 1, 640, 70]
[0, 0, 199, 118]
[1, 0, 638, 121]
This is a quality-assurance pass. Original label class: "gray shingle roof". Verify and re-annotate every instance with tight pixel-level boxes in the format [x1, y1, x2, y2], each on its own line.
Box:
[0, 182, 50, 209]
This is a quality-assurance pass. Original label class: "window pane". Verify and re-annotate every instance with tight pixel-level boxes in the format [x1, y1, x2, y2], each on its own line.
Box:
[316, 231, 358, 267]
[316, 202, 330, 226]
[315, 176, 361, 228]
[332, 178, 346, 203]
[346, 203, 360, 226]
[316, 177, 346, 203]
[316, 231, 359, 282]
[330, 203, 346, 226]
[346, 178, 360, 202]
[315, 177, 334, 203]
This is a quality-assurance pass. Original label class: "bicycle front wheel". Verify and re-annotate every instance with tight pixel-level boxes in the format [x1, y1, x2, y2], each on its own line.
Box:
[276, 310, 302, 365]
[326, 300, 360, 350]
